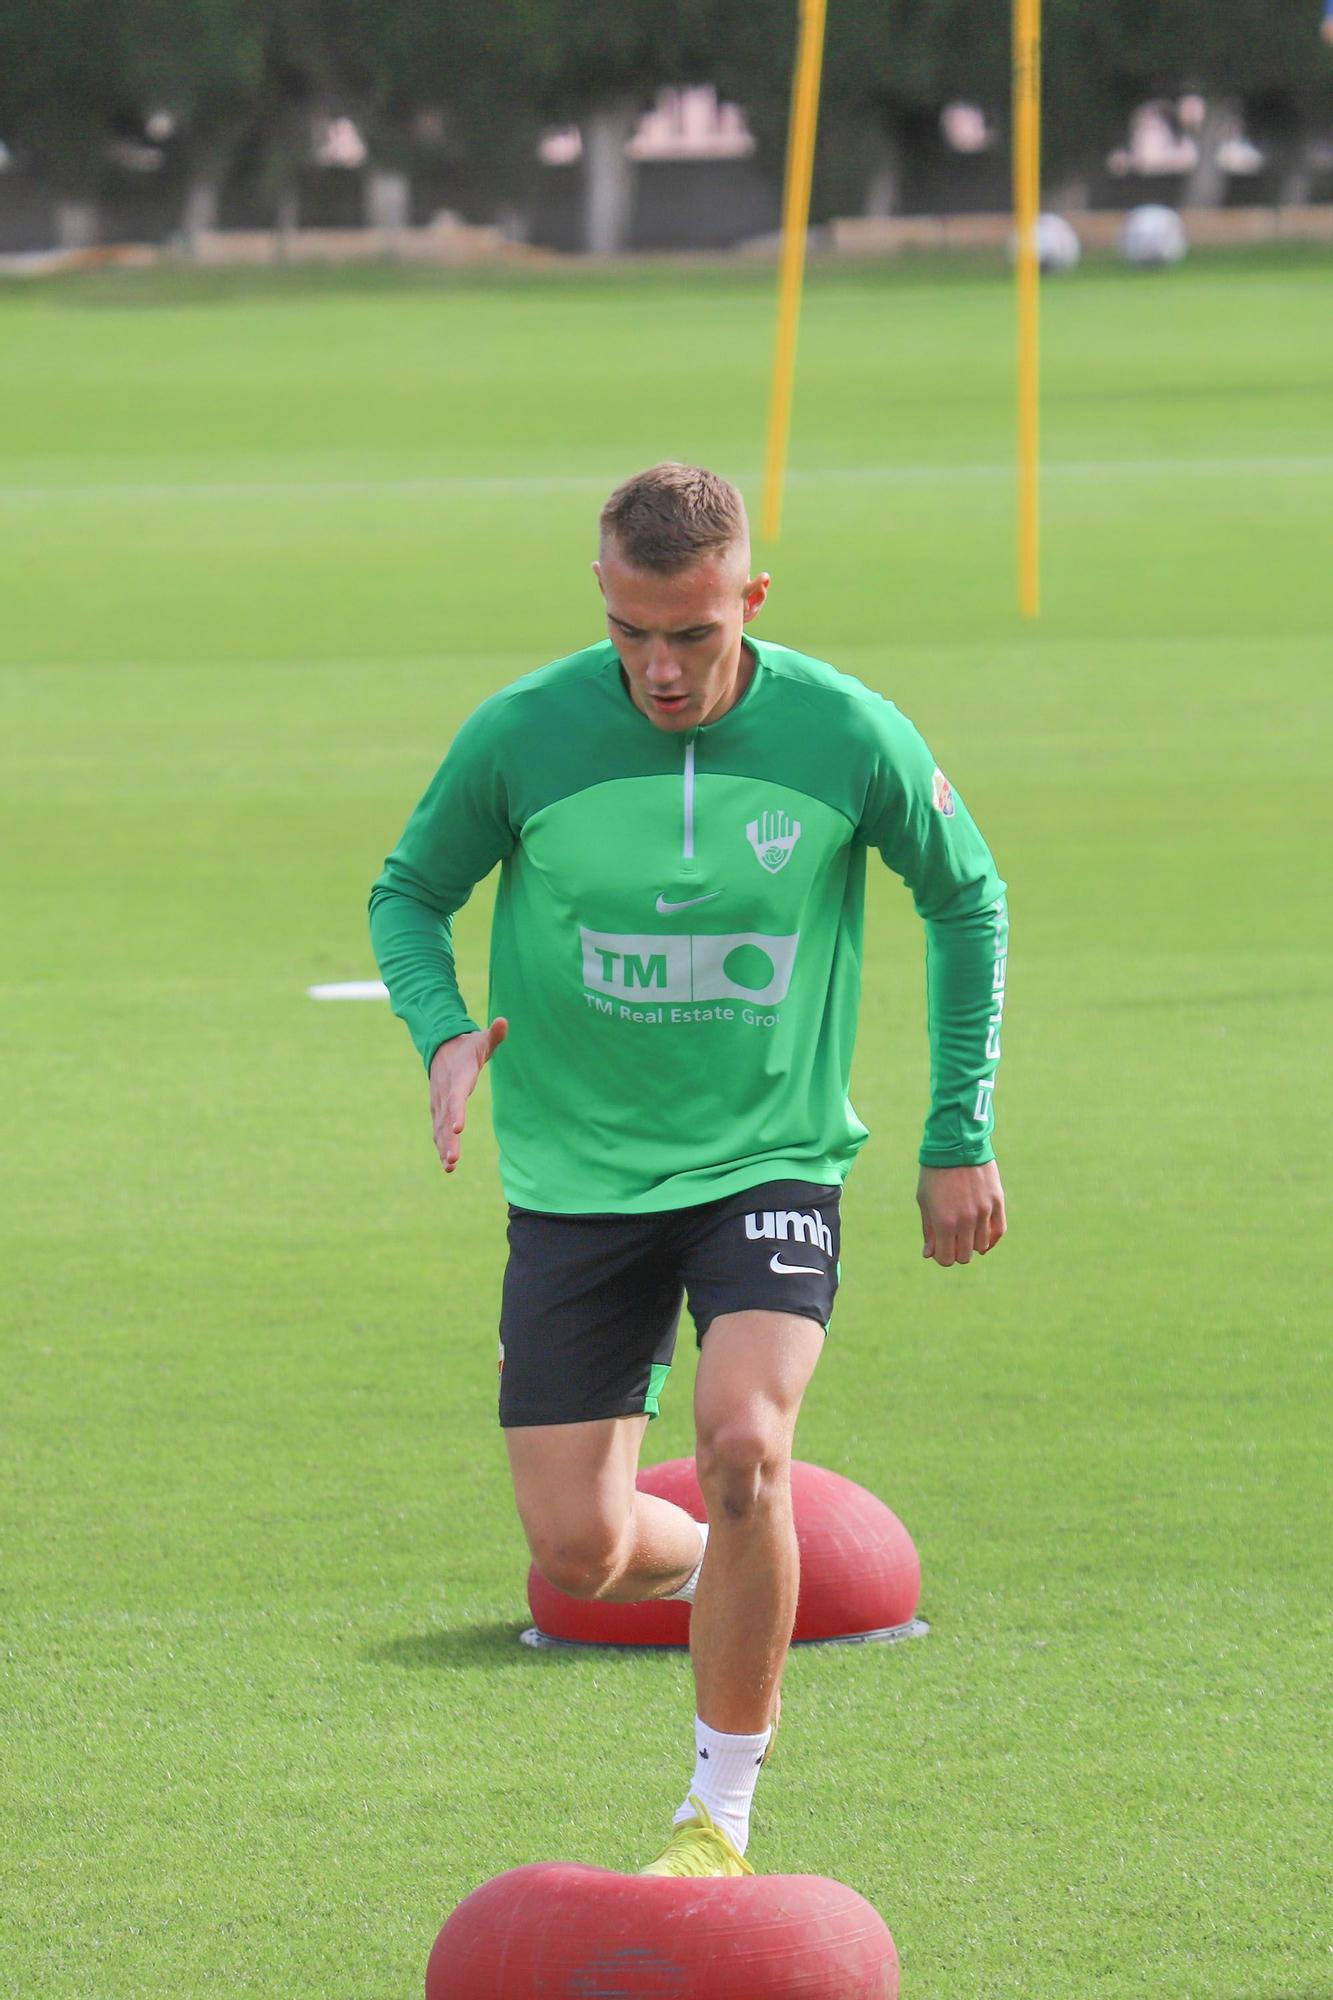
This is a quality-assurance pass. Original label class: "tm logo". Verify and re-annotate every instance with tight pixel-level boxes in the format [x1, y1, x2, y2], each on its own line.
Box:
[580, 929, 799, 1005]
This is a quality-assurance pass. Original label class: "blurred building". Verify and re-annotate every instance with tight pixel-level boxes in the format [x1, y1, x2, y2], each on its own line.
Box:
[0, 76, 1330, 259]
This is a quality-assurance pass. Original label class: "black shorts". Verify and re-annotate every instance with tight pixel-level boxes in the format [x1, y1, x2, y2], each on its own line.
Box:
[497, 1179, 841, 1428]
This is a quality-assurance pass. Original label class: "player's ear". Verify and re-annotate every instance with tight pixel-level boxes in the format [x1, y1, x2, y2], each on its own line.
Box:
[742, 572, 771, 623]
[592, 560, 605, 596]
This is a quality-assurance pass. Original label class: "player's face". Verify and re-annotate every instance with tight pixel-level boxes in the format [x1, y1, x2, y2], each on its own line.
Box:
[594, 543, 770, 731]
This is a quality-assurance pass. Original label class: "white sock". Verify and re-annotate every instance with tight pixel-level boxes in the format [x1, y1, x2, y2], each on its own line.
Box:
[665, 1521, 709, 1604]
[673, 1715, 771, 1855]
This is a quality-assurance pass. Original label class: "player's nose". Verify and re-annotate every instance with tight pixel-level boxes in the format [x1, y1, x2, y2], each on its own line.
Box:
[645, 642, 681, 684]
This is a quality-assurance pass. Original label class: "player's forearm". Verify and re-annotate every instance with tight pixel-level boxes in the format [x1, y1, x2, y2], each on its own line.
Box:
[368, 882, 478, 1072]
[918, 893, 1007, 1167]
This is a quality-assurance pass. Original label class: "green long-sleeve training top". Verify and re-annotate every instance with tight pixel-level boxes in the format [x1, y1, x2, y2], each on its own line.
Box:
[369, 637, 1007, 1215]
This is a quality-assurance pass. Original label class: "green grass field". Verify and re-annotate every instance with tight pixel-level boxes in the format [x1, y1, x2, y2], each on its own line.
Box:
[2, 249, 1330, 1999]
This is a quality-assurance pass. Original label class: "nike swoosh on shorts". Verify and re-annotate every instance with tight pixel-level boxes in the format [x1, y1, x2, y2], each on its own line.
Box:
[655, 891, 721, 914]
[769, 1253, 823, 1275]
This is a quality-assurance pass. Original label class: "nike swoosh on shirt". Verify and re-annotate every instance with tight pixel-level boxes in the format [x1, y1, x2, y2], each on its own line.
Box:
[655, 891, 721, 915]
[769, 1253, 823, 1275]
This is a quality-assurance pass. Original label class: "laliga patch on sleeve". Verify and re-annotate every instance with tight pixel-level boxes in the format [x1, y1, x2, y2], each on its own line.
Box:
[931, 766, 956, 817]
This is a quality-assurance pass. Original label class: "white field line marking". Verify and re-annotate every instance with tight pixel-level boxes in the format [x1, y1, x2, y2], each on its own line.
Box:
[0, 455, 1330, 508]
[308, 980, 388, 1001]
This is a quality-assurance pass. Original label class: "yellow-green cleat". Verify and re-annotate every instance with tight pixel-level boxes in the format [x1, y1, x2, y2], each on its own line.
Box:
[639, 1797, 754, 1878]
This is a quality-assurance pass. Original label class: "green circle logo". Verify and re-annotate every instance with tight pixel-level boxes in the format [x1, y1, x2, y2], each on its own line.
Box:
[722, 944, 775, 991]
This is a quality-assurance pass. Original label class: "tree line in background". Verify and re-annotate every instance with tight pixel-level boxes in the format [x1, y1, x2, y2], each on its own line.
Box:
[1, 0, 1329, 251]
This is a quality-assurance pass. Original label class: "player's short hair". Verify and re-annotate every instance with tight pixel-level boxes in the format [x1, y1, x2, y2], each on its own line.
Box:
[599, 463, 749, 575]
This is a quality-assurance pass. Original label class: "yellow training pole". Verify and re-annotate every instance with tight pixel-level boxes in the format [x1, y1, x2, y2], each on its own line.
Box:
[761, 0, 829, 542]
[1013, 0, 1041, 617]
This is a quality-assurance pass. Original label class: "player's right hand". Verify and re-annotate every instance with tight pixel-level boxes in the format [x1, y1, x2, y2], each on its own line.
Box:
[429, 1019, 508, 1173]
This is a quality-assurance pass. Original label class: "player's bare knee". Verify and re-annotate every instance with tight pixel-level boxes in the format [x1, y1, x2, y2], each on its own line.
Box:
[696, 1418, 791, 1523]
[531, 1539, 619, 1599]
[527, 1517, 627, 1598]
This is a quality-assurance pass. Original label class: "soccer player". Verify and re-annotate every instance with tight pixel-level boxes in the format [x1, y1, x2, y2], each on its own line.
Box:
[369, 463, 1007, 1876]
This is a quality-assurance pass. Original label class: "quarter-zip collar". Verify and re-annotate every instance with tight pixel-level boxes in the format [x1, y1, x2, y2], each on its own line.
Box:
[681, 736, 697, 860]
[674, 644, 767, 864]
[677, 641, 764, 862]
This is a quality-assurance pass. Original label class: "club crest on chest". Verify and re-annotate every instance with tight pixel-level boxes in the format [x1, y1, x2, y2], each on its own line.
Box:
[746, 809, 802, 874]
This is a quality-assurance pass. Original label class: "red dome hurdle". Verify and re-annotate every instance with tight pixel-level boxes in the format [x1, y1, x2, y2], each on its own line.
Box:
[427, 1861, 900, 1999]
[523, 1458, 925, 1649]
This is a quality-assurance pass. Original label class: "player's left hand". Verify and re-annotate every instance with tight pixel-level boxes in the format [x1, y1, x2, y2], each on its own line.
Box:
[917, 1161, 1006, 1267]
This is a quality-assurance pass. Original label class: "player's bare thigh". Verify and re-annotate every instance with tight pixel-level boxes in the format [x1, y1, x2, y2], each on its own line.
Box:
[693, 1310, 825, 1508]
[505, 1412, 649, 1593]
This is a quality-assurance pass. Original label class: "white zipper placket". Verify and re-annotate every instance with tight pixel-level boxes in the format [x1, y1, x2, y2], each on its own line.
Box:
[682, 736, 697, 868]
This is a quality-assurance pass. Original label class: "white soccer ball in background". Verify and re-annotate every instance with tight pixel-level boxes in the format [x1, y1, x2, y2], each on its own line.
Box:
[1121, 204, 1188, 267]
[1035, 213, 1081, 273]
[1012, 213, 1081, 274]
